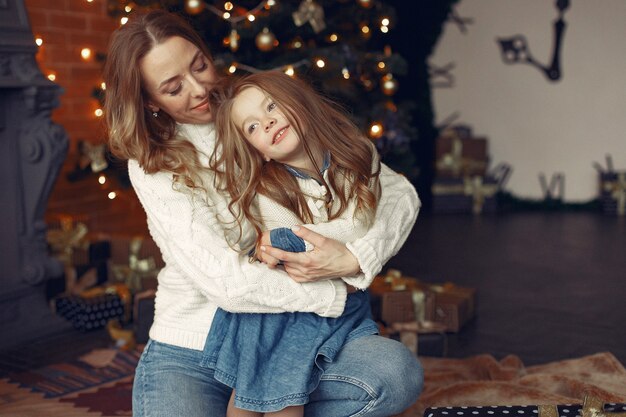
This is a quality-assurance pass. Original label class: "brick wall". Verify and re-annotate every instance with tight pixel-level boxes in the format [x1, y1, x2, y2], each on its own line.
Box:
[25, 0, 148, 237]
[25, 0, 117, 149]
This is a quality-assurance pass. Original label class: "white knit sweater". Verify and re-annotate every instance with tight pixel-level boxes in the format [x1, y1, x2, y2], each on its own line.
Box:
[128, 123, 420, 350]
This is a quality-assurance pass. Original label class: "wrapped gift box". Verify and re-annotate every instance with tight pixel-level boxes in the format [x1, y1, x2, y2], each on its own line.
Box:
[370, 271, 436, 324]
[53, 292, 125, 332]
[435, 128, 489, 179]
[599, 171, 625, 216]
[424, 396, 626, 417]
[432, 176, 499, 215]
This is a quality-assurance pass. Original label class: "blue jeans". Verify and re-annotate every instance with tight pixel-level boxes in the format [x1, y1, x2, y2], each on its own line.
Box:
[133, 335, 423, 417]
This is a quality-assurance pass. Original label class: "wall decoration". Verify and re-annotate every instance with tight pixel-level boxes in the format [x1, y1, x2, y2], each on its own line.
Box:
[447, 6, 474, 34]
[428, 62, 456, 88]
[496, 0, 570, 82]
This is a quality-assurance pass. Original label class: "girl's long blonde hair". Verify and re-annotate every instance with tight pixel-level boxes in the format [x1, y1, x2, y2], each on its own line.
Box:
[210, 71, 381, 249]
[103, 10, 216, 189]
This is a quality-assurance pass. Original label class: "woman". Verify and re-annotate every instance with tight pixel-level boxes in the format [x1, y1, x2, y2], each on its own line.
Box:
[103, 10, 423, 417]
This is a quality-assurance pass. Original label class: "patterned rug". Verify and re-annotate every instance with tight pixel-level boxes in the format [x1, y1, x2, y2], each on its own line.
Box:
[0, 348, 140, 417]
[1, 348, 624, 417]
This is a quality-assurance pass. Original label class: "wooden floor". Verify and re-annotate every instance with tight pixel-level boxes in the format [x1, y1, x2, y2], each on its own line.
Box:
[387, 211, 626, 365]
[1, 211, 625, 374]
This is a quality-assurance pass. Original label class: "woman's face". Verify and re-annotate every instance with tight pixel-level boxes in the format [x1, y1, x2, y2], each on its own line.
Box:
[140, 36, 217, 125]
[231, 86, 308, 169]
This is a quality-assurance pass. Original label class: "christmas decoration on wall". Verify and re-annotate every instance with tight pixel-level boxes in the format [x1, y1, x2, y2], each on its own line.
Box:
[496, 0, 570, 82]
[103, 0, 419, 179]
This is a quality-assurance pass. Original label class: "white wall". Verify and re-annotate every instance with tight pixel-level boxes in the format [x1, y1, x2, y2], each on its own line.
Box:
[430, 0, 626, 201]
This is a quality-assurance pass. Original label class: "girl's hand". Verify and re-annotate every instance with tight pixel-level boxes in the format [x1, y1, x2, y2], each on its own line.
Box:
[260, 226, 360, 282]
[255, 230, 281, 268]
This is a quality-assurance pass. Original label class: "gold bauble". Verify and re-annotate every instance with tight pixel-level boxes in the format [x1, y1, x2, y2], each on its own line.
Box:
[256, 27, 278, 52]
[357, 0, 373, 9]
[184, 0, 204, 15]
[381, 74, 399, 96]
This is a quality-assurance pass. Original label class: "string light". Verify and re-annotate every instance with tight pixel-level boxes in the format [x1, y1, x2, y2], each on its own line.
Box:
[108, 191, 117, 200]
[80, 48, 92, 60]
[342, 67, 350, 79]
[120, 16, 128, 25]
[98, 175, 106, 185]
[35, 37, 43, 46]
[369, 122, 384, 139]
[329, 33, 338, 42]
[223, 12, 231, 19]
[284, 65, 295, 76]
[381, 18, 390, 26]
[124, 5, 132, 12]
[315, 59, 326, 68]
[101, 82, 106, 90]
[361, 25, 370, 34]
[47, 73, 56, 81]
[380, 26, 389, 34]
[248, 14, 255, 22]
[377, 61, 386, 70]
[95, 108, 104, 117]
[224, 2, 234, 11]
[228, 64, 237, 74]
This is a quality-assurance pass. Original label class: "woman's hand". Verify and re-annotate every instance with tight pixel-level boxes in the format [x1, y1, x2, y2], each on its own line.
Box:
[260, 226, 360, 282]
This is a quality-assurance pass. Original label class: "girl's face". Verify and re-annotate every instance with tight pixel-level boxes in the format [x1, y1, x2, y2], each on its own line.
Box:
[231, 86, 308, 169]
[140, 36, 217, 125]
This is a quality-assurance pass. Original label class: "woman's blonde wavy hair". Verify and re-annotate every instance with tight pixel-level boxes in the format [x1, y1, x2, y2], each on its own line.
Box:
[210, 71, 381, 249]
[102, 10, 216, 189]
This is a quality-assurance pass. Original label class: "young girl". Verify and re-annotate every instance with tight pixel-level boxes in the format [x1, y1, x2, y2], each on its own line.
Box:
[206, 71, 401, 416]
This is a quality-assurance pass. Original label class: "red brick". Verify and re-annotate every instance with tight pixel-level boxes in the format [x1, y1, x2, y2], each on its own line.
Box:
[26, 9, 48, 28]
[89, 15, 118, 33]
[49, 13, 88, 31]
[25, 0, 67, 11]
[44, 45, 80, 64]
[70, 65, 104, 81]
[68, 32, 111, 50]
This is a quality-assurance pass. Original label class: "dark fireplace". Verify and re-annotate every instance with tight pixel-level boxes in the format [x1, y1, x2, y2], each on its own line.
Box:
[0, 0, 72, 349]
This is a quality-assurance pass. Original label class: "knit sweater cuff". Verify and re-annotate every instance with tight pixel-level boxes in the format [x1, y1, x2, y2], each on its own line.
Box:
[344, 240, 382, 289]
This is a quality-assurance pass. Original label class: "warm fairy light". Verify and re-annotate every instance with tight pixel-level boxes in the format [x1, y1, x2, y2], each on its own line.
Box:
[223, 12, 231, 19]
[378, 61, 386, 70]
[98, 175, 106, 185]
[267, 0, 276, 7]
[248, 14, 255, 22]
[380, 26, 389, 33]
[329, 33, 338, 42]
[224, 2, 233, 11]
[47, 73, 56, 81]
[315, 59, 325, 68]
[284, 65, 295, 76]
[124, 5, 132, 12]
[81, 48, 92, 60]
[381, 18, 390, 26]
[292, 39, 302, 48]
[108, 191, 117, 200]
[87, 0, 94, 3]
[342, 67, 350, 79]
[120, 17, 128, 25]
[101, 82, 106, 90]
[95, 108, 104, 117]
[361, 25, 370, 34]
[35, 37, 43, 46]
[369, 122, 384, 139]
[228, 64, 237, 73]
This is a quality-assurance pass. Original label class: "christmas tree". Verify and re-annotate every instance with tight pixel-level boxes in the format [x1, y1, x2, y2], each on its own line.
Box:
[105, 0, 419, 179]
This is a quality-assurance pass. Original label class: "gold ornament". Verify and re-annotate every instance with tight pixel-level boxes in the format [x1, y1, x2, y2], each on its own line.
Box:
[292, 0, 326, 34]
[357, 0, 373, 9]
[381, 73, 399, 96]
[184, 0, 204, 15]
[256, 27, 277, 52]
